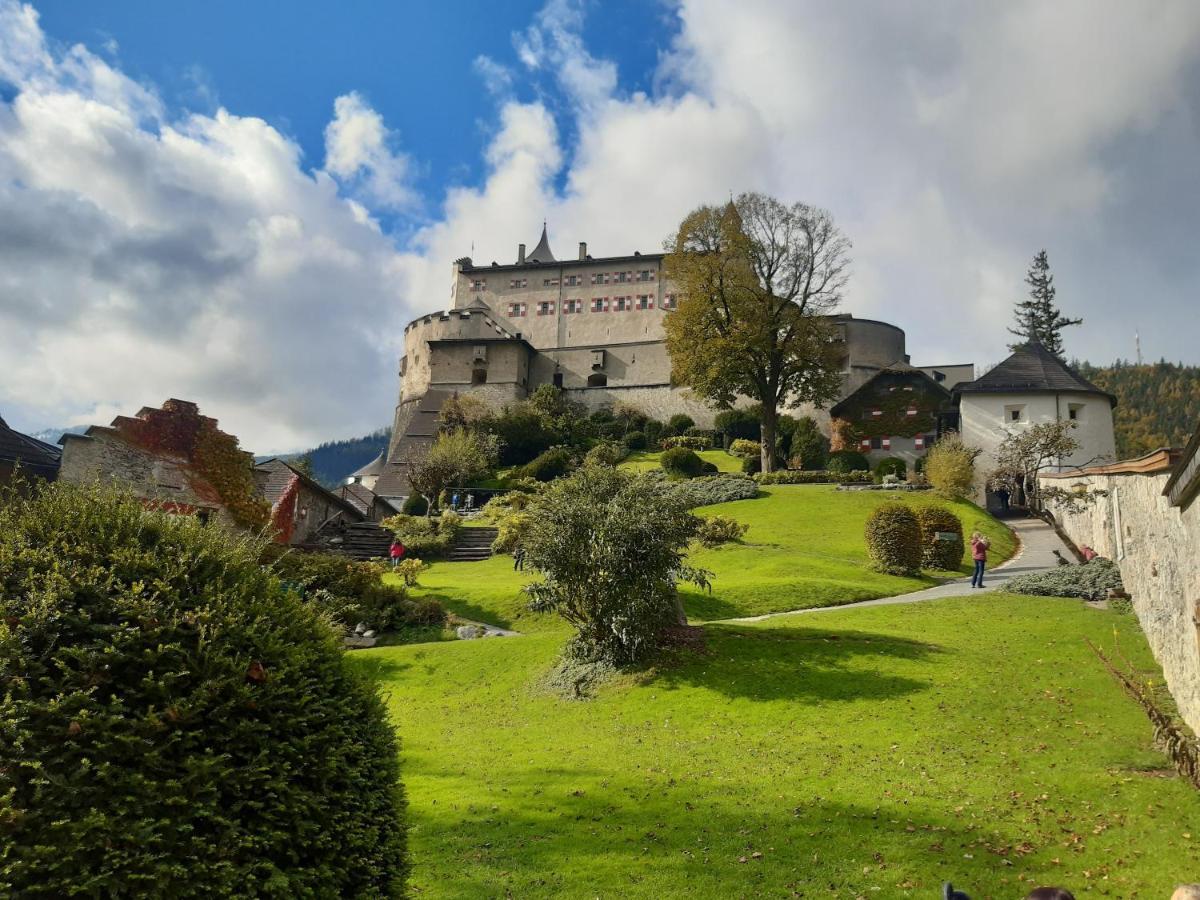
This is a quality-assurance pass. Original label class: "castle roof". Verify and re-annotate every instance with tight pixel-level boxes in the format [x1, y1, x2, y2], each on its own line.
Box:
[350, 450, 386, 478]
[0, 415, 61, 473]
[527, 223, 556, 263]
[830, 360, 951, 418]
[954, 342, 1116, 406]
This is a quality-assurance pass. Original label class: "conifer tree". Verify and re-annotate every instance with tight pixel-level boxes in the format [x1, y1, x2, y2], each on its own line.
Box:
[1008, 250, 1082, 358]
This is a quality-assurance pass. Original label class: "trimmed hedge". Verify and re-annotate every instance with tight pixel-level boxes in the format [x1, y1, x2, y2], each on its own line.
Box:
[729, 438, 761, 458]
[864, 501, 922, 576]
[754, 470, 874, 485]
[661, 446, 705, 479]
[915, 505, 964, 570]
[741, 456, 762, 474]
[664, 474, 760, 508]
[0, 482, 407, 896]
[1005, 558, 1124, 601]
[666, 414, 695, 435]
[661, 434, 713, 451]
[402, 492, 429, 515]
[827, 450, 871, 474]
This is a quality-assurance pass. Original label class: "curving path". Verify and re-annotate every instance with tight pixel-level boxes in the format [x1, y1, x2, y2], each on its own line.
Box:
[719, 516, 1073, 623]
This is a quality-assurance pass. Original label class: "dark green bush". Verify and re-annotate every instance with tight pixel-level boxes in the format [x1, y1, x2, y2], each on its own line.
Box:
[402, 492, 428, 515]
[827, 450, 871, 474]
[787, 416, 829, 469]
[864, 501, 922, 576]
[266, 547, 445, 631]
[666, 414, 695, 436]
[915, 505, 963, 570]
[623, 431, 647, 450]
[873, 457, 908, 482]
[661, 446, 705, 479]
[520, 447, 575, 482]
[741, 455, 762, 474]
[663, 474, 760, 507]
[0, 482, 407, 896]
[644, 419, 665, 447]
[1005, 558, 1124, 600]
[584, 440, 626, 467]
[714, 408, 760, 442]
[700, 461, 719, 474]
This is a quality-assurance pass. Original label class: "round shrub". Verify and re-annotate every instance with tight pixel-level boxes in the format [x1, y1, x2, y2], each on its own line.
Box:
[520, 447, 574, 482]
[915, 505, 964, 570]
[864, 501, 922, 576]
[666, 413, 695, 436]
[873, 457, 907, 483]
[827, 449, 870, 474]
[584, 440, 626, 468]
[741, 455, 762, 474]
[402, 492, 428, 515]
[0, 482, 407, 896]
[695, 515, 750, 547]
[623, 430, 647, 450]
[660, 446, 704, 479]
[729, 438, 761, 459]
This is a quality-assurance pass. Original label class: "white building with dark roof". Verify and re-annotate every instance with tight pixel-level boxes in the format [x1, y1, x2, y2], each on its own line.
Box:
[954, 342, 1117, 506]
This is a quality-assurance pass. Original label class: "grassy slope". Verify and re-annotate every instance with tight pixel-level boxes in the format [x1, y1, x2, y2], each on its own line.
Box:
[621, 449, 745, 473]
[354, 595, 1199, 898]
[404, 485, 1016, 627]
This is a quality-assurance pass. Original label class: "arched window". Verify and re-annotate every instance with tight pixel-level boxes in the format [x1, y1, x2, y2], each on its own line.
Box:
[587, 373, 607, 387]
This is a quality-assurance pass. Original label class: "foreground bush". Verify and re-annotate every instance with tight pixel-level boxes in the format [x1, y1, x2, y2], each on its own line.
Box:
[915, 505, 964, 570]
[664, 474, 760, 508]
[0, 482, 407, 896]
[523, 468, 709, 665]
[827, 450, 870, 473]
[267, 547, 444, 631]
[661, 446, 705, 479]
[695, 516, 750, 547]
[864, 501, 922, 576]
[1006, 557, 1124, 600]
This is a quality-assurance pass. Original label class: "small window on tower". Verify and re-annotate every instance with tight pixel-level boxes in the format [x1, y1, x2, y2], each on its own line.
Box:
[472, 368, 488, 385]
[553, 372, 564, 388]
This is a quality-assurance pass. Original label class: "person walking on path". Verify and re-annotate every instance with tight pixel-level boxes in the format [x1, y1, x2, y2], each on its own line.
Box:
[970, 531, 990, 588]
[389, 539, 406, 570]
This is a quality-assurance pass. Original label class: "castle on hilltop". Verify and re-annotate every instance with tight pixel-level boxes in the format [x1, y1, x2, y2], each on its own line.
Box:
[372, 226, 974, 499]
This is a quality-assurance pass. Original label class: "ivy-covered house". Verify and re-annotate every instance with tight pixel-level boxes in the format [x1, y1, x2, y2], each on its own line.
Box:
[828, 363, 956, 469]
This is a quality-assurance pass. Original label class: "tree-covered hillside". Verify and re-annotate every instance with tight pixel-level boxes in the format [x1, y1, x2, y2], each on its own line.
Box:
[286, 428, 390, 487]
[1074, 360, 1200, 458]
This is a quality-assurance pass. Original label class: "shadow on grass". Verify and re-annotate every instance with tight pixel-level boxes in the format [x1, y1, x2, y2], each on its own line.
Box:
[403, 764, 1028, 898]
[652, 623, 941, 703]
[415, 592, 519, 630]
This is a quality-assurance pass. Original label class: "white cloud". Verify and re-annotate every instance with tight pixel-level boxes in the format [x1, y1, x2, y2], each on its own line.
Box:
[323, 91, 416, 212]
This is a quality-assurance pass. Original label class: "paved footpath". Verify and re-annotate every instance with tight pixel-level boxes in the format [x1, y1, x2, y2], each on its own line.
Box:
[723, 516, 1074, 623]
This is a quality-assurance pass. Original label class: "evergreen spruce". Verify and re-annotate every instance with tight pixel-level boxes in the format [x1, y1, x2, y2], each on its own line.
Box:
[1008, 250, 1082, 357]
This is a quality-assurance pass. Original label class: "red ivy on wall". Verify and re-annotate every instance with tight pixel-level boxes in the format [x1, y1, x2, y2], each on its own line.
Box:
[269, 474, 301, 545]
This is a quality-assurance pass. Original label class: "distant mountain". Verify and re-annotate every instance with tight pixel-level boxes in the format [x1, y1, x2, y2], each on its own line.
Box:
[1074, 360, 1200, 459]
[28, 425, 87, 444]
[275, 428, 391, 488]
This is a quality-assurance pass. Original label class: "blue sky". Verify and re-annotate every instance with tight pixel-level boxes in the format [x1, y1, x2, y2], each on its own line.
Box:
[3, 0, 1200, 451]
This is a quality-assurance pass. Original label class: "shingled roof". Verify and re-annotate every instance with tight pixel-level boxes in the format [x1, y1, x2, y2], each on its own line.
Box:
[830, 361, 952, 418]
[256, 458, 362, 517]
[954, 343, 1117, 406]
[0, 415, 61, 474]
[526, 223, 556, 263]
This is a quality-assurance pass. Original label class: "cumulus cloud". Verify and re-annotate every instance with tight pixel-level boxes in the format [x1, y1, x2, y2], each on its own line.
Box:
[3, 0, 1200, 454]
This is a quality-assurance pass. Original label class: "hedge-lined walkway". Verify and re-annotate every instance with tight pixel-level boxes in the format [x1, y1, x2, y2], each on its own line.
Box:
[724, 516, 1070, 621]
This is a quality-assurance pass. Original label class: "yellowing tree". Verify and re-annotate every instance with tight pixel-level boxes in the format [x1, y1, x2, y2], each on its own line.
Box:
[664, 193, 848, 472]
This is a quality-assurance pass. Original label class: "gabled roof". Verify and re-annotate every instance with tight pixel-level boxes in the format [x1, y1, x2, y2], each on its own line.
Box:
[954, 343, 1117, 406]
[526, 223, 556, 263]
[830, 361, 952, 417]
[338, 482, 401, 517]
[0, 415, 62, 471]
[256, 458, 363, 518]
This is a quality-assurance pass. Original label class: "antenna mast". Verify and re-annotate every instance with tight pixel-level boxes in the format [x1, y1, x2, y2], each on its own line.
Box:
[1136, 329, 1143, 366]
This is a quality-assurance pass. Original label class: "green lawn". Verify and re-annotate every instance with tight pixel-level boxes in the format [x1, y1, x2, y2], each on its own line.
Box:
[620, 448, 746, 473]
[354, 595, 1199, 897]
[402, 485, 1016, 627]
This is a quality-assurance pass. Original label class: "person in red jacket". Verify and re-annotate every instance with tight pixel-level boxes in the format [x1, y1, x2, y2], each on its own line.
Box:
[970, 531, 990, 588]
[389, 539, 405, 569]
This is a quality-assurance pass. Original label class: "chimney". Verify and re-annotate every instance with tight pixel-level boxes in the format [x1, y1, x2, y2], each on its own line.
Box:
[578, 241, 587, 260]
[518, 243, 526, 264]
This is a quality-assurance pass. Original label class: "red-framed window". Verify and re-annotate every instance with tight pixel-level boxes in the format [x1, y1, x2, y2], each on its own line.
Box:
[636, 294, 653, 310]
[591, 272, 610, 285]
[662, 294, 677, 310]
[881, 437, 891, 450]
[507, 302, 527, 317]
[914, 435, 925, 450]
[613, 296, 632, 312]
[471, 279, 487, 292]
[536, 300, 555, 316]
[564, 298, 583, 314]
[508, 277, 527, 289]
[564, 274, 583, 287]
[860, 438, 871, 450]
[590, 297, 608, 313]
[614, 271, 632, 284]
[906, 407, 918, 416]
[637, 269, 654, 282]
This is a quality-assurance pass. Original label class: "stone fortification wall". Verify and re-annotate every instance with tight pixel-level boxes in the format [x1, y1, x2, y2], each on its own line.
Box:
[1041, 459, 1200, 734]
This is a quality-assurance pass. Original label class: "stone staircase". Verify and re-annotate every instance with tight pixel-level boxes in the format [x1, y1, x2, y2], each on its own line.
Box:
[448, 526, 497, 562]
[338, 521, 395, 560]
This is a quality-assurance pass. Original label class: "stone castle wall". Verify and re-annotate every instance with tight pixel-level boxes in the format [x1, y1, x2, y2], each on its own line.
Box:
[1041, 464, 1200, 734]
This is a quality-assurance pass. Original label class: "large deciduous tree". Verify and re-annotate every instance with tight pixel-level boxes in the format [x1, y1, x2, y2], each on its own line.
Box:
[1008, 250, 1081, 358]
[664, 193, 848, 473]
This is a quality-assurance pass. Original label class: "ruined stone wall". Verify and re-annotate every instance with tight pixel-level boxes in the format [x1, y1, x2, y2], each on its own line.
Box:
[1042, 469, 1200, 734]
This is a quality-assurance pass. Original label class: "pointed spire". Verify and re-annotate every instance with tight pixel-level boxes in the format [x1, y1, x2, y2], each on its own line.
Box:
[527, 222, 556, 263]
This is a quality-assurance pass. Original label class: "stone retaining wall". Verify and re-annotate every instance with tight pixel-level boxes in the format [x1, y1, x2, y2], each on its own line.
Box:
[1041, 453, 1200, 733]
